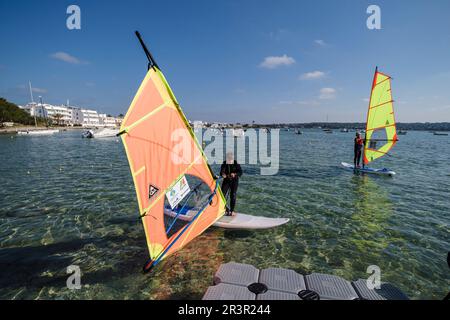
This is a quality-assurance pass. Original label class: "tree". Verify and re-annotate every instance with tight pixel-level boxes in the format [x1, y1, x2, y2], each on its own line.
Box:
[0, 97, 36, 125]
[52, 113, 64, 126]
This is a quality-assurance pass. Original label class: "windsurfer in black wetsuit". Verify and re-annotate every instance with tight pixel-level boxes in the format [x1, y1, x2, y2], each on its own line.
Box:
[220, 152, 242, 216]
[354, 132, 364, 168]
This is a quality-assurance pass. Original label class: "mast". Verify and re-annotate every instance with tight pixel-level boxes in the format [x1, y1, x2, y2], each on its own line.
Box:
[39, 96, 48, 127]
[28, 81, 34, 103]
[363, 66, 378, 167]
[135, 31, 160, 70]
[29, 81, 37, 127]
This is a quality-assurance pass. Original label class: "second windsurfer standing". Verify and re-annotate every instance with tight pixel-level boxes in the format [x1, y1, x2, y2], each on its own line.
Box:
[354, 132, 364, 168]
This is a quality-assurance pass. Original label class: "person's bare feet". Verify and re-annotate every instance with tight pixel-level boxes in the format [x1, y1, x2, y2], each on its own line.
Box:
[231, 211, 236, 216]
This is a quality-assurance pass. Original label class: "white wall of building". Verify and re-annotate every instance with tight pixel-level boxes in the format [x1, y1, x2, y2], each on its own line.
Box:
[71, 108, 100, 127]
[23, 101, 120, 127]
[24, 103, 72, 125]
[98, 114, 118, 127]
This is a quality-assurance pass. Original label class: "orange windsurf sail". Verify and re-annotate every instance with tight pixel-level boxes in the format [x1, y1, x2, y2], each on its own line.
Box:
[119, 32, 226, 272]
[364, 67, 398, 165]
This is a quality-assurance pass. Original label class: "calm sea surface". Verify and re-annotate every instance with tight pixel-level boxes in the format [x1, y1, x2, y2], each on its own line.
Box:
[0, 129, 448, 299]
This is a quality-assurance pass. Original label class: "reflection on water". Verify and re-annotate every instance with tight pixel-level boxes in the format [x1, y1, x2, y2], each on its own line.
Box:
[0, 130, 449, 299]
[350, 175, 393, 252]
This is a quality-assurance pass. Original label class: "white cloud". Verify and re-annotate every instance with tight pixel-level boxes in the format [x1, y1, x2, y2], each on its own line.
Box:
[268, 29, 290, 40]
[319, 87, 336, 100]
[259, 54, 295, 69]
[32, 87, 47, 93]
[429, 105, 450, 112]
[17, 84, 47, 93]
[314, 39, 327, 47]
[279, 100, 294, 105]
[300, 71, 326, 80]
[279, 100, 320, 106]
[50, 52, 86, 64]
[297, 100, 320, 106]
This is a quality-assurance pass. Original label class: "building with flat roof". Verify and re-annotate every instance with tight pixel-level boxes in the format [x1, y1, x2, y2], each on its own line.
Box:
[23, 103, 72, 125]
[99, 114, 118, 127]
[71, 108, 100, 127]
[22, 101, 120, 127]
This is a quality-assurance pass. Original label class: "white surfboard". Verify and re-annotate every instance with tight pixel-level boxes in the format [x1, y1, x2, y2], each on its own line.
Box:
[164, 207, 289, 230]
[341, 162, 396, 176]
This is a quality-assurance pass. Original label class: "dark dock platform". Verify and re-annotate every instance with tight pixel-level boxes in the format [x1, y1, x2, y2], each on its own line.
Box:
[203, 262, 409, 300]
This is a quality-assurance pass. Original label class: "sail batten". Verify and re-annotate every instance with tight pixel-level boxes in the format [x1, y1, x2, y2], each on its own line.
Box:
[120, 47, 226, 268]
[363, 68, 398, 165]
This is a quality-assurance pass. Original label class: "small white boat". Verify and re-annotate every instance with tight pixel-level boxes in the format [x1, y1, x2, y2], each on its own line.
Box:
[17, 129, 59, 135]
[82, 128, 119, 138]
[82, 130, 94, 138]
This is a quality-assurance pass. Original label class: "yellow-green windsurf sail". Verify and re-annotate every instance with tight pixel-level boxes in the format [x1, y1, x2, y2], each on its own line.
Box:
[364, 68, 398, 165]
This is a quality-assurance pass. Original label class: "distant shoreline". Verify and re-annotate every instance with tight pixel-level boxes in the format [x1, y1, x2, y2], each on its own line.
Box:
[236, 122, 450, 132]
[0, 126, 87, 134]
[2, 122, 449, 135]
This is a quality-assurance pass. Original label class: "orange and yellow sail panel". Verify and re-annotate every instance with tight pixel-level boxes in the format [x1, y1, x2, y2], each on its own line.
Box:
[364, 69, 398, 164]
[120, 66, 226, 266]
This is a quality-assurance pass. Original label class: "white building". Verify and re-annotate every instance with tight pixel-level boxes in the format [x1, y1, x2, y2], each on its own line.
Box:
[22, 100, 120, 127]
[193, 120, 204, 129]
[71, 108, 100, 127]
[98, 114, 118, 128]
[115, 116, 123, 128]
[23, 103, 72, 125]
[210, 122, 227, 129]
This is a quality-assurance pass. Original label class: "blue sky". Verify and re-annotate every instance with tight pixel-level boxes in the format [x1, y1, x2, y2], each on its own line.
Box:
[1, 0, 450, 123]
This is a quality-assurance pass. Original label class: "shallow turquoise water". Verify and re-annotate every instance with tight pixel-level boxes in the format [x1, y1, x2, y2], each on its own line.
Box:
[0, 130, 448, 299]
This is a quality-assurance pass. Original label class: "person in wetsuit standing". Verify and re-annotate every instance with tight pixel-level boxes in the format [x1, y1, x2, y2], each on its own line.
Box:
[354, 132, 364, 168]
[220, 152, 243, 216]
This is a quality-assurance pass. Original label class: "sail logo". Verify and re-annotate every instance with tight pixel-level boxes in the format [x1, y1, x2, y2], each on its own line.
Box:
[166, 175, 190, 209]
[367, 5, 381, 30]
[148, 184, 160, 200]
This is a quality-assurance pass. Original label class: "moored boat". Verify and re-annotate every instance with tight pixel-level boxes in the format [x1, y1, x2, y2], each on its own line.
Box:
[17, 129, 59, 135]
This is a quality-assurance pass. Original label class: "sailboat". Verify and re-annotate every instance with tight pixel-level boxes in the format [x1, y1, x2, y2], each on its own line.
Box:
[119, 32, 288, 273]
[17, 83, 59, 136]
[341, 67, 398, 176]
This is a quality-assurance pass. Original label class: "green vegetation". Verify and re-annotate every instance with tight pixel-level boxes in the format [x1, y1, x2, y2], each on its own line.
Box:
[0, 97, 44, 126]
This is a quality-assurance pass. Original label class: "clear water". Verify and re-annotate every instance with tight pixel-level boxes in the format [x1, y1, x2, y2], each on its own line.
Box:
[0, 130, 448, 299]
